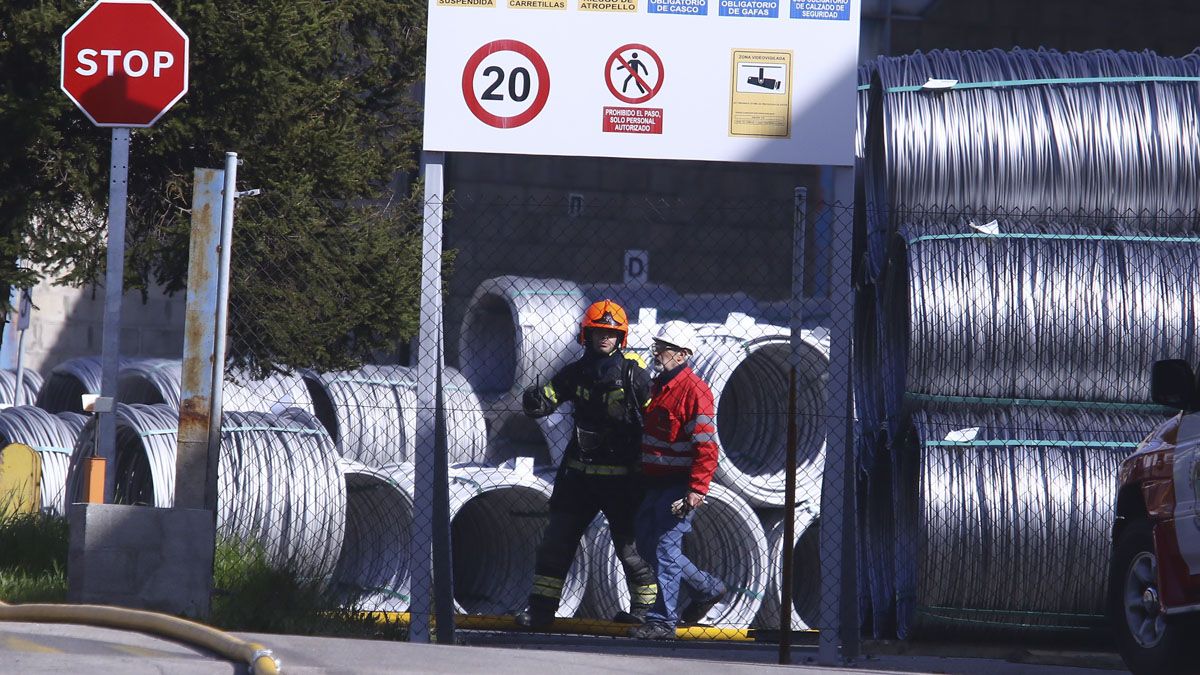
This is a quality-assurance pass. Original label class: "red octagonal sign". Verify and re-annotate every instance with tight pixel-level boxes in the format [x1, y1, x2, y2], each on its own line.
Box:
[61, 0, 189, 127]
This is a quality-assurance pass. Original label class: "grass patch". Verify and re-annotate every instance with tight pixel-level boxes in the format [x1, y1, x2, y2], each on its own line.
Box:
[211, 538, 405, 640]
[0, 512, 69, 604]
[0, 513, 402, 640]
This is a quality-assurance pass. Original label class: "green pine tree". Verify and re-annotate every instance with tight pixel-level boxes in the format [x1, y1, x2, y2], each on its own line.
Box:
[0, 0, 441, 375]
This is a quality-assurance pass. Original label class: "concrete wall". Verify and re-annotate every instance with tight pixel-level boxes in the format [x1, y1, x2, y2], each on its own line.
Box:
[2, 278, 185, 376]
[68, 503, 214, 618]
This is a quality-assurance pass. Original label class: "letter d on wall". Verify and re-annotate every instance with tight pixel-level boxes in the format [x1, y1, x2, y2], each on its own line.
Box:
[624, 249, 648, 284]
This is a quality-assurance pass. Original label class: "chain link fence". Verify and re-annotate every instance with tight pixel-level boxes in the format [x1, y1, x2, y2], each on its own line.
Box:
[1, 174, 1186, 655]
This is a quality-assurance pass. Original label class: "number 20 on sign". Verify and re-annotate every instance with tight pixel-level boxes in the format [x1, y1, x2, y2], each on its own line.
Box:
[461, 40, 550, 129]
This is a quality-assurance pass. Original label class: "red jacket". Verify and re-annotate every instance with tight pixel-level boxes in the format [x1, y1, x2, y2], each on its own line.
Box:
[640, 364, 719, 494]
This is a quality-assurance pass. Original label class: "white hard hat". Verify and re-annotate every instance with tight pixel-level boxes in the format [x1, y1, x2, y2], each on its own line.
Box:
[653, 321, 698, 354]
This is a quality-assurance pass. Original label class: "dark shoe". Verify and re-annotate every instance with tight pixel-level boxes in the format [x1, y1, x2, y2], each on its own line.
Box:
[514, 609, 554, 630]
[680, 584, 727, 625]
[629, 620, 676, 640]
[612, 609, 645, 625]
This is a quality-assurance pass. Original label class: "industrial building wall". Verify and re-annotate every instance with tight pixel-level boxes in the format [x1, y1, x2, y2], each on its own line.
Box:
[890, 0, 1200, 57]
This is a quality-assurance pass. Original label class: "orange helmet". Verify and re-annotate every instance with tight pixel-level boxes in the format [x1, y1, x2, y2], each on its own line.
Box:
[579, 299, 629, 347]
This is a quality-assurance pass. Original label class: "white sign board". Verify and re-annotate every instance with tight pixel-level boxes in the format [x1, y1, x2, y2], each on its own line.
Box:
[423, 0, 860, 165]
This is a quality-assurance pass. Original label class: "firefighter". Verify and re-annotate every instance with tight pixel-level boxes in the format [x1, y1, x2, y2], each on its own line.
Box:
[514, 299, 658, 629]
[630, 321, 726, 640]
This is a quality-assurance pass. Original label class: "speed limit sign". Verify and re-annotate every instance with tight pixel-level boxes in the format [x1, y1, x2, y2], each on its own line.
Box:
[461, 40, 550, 129]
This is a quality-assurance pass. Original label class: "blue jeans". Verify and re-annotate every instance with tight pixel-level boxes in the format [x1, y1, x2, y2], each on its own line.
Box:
[635, 482, 724, 625]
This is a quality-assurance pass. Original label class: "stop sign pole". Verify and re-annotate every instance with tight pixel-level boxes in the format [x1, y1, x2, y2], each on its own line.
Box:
[61, 0, 189, 502]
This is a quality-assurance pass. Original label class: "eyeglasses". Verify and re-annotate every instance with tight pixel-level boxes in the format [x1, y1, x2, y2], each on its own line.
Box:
[652, 342, 681, 355]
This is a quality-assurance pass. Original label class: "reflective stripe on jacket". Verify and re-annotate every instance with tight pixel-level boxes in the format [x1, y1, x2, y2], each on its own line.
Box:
[640, 364, 718, 494]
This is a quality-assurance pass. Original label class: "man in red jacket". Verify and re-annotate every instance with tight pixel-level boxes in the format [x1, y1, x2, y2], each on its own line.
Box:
[629, 321, 726, 640]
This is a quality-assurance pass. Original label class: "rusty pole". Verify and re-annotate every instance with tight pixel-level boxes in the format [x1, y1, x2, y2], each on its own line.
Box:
[174, 167, 223, 511]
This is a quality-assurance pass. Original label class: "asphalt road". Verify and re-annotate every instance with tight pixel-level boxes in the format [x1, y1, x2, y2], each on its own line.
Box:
[0, 621, 1128, 674]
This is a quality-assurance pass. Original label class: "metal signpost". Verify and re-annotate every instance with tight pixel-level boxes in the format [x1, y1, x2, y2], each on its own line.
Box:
[420, 0, 860, 660]
[60, 0, 189, 500]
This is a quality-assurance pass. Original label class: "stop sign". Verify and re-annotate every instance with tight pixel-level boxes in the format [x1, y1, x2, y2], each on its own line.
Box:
[60, 0, 189, 127]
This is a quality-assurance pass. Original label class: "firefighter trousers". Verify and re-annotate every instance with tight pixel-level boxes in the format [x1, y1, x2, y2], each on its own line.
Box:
[527, 465, 657, 616]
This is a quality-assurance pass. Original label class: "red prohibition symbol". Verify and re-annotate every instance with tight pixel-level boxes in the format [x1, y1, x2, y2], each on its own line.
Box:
[606, 43, 664, 105]
[461, 39, 551, 129]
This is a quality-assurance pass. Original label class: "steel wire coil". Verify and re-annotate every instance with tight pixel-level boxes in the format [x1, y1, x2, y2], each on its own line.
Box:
[0, 406, 83, 515]
[303, 365, 486, 467]
[447, 464, 588, 617]
[0, 369, 43, 408]
[887, 405, 1169, 638]
[35, 356, 130, 413]
[217, 409, 345, 584]
[55, 412, 88, 437]
[330, 460, 414, 611]
[484, 406, 572, 468]
[879, 233, 1200, 434]
[862, 48, 1200, 281]
[692, 326, 828, 508]
[753, 508, 820, 630]
[579, 481, 767, 627]
[116, 358, 315, 415]
[116, 359, 184, 409]
[459, 276, 589, 401]
[65, 403, 180, 508]
[64, 406, 348, 585]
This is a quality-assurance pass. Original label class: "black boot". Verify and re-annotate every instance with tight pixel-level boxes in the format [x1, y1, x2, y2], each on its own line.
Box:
[613, 602, 651, 624]
[514, 607, 555, 630]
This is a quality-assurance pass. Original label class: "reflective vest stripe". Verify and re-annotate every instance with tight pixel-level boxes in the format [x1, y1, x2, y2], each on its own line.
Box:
[643, 454, 693, 467]
[642, 435, 692, 453]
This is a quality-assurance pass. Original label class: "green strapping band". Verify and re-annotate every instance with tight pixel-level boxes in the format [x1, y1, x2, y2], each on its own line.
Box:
[140, 428, 179, 437]
[222, 426, 327, 436]
[884, 75, 1200, 94]
[734, 586, 764, 601]
[909, 232, 1200, 245]
[511, 290, 582, 297]
[33, 445, 72, 454]
[906, 392, 1175, 414]
[333, 376, 417, 387]
[915, 605, 1103, 631]
[925, 439, 1138, 449]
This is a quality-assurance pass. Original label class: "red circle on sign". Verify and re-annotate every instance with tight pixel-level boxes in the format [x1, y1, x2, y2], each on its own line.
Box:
[461, 40, 550, 129]
[60, 0, 189, 127]
[605, 43, 663, 105]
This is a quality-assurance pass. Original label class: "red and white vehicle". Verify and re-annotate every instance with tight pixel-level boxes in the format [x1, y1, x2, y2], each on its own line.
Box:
[1111, 359, 1200, 674]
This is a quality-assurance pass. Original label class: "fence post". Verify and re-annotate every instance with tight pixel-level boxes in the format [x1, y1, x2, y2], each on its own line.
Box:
[412, 150, 449, 643]
[817, 165, 860, 664]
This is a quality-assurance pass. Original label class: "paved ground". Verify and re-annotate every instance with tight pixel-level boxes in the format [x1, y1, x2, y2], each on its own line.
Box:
[0, 621, 1128, 674]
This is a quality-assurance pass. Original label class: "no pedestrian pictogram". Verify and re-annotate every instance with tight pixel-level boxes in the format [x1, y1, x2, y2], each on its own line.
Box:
[605, 44, 663, 105]
[461, 39, 551, 128]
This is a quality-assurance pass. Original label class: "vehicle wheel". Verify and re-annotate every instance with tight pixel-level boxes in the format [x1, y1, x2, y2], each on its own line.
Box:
[1109, 518, 1198, 674]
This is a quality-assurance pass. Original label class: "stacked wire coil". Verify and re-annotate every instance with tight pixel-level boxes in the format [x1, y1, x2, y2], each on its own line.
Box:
[0, 406, 82, 515]
[303, 365, 487, 467]
[331, 461, 415, 611]
[579, 481, 767, 627]
[217, 409, 346, 585]
[855, 47, 1200, 639]
[0, 369, 44, 408]
[887, 406, 1168, 639]
[864, 48, 1200, 280]
[66, 403, 180, 508]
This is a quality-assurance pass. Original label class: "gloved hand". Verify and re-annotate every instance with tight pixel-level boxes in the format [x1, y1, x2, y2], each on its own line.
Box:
[522, 386, 551, 418]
